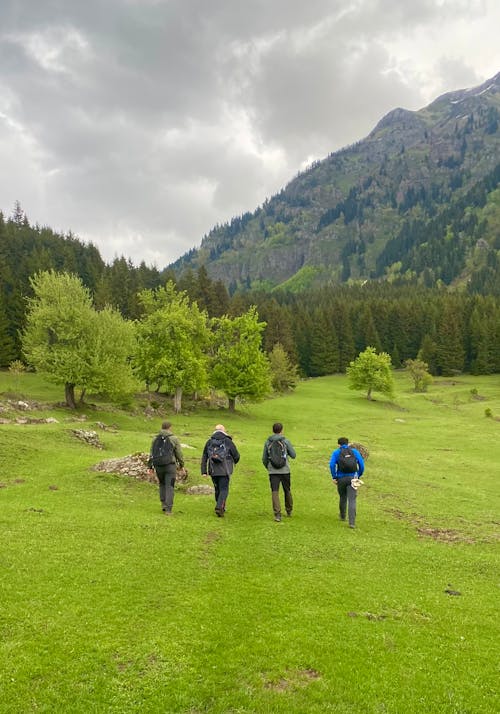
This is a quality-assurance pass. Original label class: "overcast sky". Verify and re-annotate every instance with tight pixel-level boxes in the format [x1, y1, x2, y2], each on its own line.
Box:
[0, 1, 499, 268]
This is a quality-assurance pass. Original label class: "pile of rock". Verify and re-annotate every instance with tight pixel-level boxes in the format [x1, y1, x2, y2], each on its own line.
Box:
[93, 452, 156, 483]
[0, 415, 59, 425]
[351, 442, 369, 460]
[92, 453, 189, 484]
[71, 429, 104, 449]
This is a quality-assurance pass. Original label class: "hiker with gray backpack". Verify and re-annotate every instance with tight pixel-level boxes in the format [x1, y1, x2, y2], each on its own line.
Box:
[147, 421, 185, 515]
[201, 424, 240, 517]
[329, 437, 365, 528]
[262, 422, 296, 522]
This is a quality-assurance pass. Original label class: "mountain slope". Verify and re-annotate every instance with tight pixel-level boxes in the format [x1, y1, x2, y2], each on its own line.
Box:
[172, 72, 500, 292]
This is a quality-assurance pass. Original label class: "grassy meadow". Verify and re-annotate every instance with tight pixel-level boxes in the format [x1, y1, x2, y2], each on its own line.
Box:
[0, 370, 499, 713]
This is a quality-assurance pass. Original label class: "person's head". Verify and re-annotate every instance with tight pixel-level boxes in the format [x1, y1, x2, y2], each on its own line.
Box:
[162, 421, 172, 431]
[338, 437, 349, 446]
[215, 423, 227, 434]
[273, 422, 283, 434]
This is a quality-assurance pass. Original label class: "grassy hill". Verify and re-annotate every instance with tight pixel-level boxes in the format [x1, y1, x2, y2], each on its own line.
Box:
[1, 372, 499, 713]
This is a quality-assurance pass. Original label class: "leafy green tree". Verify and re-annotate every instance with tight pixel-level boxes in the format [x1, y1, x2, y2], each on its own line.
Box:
[405, 358, 433, 392]
[347, 346, 395, 401]
[22, 271, 137, 408]
[210, 306, 271, 411]
[134, 282, 209, 412]
[86, 306, 139, 403]
[269, 342, 299, 393]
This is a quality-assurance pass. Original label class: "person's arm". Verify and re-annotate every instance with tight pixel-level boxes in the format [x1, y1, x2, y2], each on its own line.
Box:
[201, 442, 208, 475]
[172, 437, 184, 467]
[329, 450, 338, 478]
[354, 449, 365, 477]
[147, 438, 155, 469]
[229, 439, 240, 464]
[262, 440, 269, 466]
[285, 439, 296, 459]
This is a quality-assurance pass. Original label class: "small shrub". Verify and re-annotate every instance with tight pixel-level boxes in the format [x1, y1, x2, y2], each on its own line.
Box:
[485, 408, 493, 418]
[9, 360, 25, 375]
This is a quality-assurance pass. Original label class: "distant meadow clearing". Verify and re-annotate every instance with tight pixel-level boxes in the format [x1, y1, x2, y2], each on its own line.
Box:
[0, 370, 499, 713]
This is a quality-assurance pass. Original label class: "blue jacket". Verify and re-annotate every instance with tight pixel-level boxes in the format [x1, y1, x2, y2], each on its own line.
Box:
[329, 444, 364, 479]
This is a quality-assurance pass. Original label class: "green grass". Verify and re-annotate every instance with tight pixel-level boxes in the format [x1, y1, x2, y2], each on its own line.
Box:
[1, 371, 499, 713]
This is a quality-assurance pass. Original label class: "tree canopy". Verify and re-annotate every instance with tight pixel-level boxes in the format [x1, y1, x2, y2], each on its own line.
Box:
[22, 271, 137, 408]
[134, 281, 210, 412]
[210, 307, 271, 411]
[347, 346, 395, 401]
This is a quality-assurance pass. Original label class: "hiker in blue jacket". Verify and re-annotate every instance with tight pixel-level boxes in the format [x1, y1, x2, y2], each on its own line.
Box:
[262, 422, 296, 522]
[329, 437, 365, 528]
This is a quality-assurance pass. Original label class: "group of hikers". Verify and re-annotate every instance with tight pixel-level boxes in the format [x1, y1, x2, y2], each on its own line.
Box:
[147, 421, 365, 527]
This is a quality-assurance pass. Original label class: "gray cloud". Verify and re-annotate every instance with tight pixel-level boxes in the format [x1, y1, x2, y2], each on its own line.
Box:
[0, 0, 498, 266]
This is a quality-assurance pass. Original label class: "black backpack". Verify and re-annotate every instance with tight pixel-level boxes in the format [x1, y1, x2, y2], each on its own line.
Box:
[151, 434, 175, 467]
[337, 446, 357, 474]
[207, 437, 228, 464]
[268, 439, 287, 469]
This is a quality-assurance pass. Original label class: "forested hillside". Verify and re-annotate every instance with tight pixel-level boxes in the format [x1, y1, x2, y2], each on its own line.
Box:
[2, 75, 500, 378]
[2, 203, 500, 379]
[0, 205, 235, 366]
[0, 205, 162, 362]
[172, 72, 500, 292]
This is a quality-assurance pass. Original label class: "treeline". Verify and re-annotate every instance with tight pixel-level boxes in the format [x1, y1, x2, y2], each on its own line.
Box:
[0, 205, 233, 366]
[230, 284, 500, 378]
[2, 204, 500, 378]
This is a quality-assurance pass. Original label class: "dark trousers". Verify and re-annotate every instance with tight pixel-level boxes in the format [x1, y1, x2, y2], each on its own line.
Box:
[211, 475, 230, 512]
[336, 476, 357, 526]
[155, 465, 176, 512]
[269, 473, 293, 517]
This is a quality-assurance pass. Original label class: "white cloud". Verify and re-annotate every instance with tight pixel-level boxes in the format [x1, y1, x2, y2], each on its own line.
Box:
[0, 0, 498, 267]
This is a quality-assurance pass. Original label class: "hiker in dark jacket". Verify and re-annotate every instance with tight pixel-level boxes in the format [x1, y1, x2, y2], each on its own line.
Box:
[201, 424, 240, 517]
[262, 422, 296, 522]
[329, 437, 365, 528]
[148, 421, 184, 515]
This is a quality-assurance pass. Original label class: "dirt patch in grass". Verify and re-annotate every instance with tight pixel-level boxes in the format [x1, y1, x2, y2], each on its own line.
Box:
[386, 507, 476, 544]
[199, 530, 223, 567]
[348, 607, 431, 623]
[0, 479, 26, 488]
[263, 668, 321, 692]
[203, 530, 222, 547]
[416, 526, 475, 543]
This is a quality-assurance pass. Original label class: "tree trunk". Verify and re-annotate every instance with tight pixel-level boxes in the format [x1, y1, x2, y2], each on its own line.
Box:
[366, 387, 372, 400]
[173, 386, 182, 413]
[78, 388, 86, 405]
[65, 382, 77, 409]
[228, 396, 236, 412]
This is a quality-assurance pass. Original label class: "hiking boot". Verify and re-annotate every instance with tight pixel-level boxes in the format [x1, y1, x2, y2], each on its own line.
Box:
[274, 515, 282, 522]
[349, 523, 356, 529]
[286, 511, 292, 517]
[215, 508, 224, 517]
